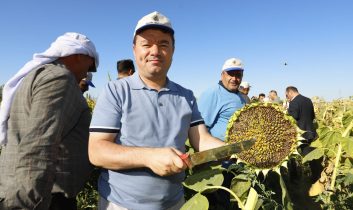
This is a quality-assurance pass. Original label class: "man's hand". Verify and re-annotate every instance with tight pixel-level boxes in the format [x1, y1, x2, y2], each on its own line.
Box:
[179, 153, 193, 169]
[89, 132, 190, 175]
[145, 147, 188, 176]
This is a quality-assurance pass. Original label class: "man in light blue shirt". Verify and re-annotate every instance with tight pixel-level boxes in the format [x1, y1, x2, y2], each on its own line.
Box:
[197, 58, 246, 209]
[88, 11, 225, 210]
[198, 58, 246, 141]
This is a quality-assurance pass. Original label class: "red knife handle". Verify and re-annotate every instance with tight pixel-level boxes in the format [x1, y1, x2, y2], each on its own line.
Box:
[179, 153, 189, 160]
[179, 153, 193, 169]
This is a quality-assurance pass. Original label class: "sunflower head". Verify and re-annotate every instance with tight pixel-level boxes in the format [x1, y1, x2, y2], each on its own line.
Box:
[226, 103, 302, 171]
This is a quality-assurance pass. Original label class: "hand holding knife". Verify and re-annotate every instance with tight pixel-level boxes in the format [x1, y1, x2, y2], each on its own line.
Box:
[179, 138, 256, 169]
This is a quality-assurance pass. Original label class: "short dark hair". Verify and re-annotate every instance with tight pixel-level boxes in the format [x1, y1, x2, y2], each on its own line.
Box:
[286, 86, 298, 93]
[259, 93, 265, 97]
[117, 59, 135, 73]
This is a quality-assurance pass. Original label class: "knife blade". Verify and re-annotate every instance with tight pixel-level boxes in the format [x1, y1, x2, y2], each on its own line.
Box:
[180, 138, 256, 168]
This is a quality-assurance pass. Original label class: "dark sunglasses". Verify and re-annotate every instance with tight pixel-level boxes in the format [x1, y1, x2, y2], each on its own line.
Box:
[224, 70, 243, 77]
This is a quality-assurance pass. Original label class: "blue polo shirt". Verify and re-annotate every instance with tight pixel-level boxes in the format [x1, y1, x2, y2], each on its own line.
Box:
[198, 82, 245, 141]
[89, 73, 204, 210]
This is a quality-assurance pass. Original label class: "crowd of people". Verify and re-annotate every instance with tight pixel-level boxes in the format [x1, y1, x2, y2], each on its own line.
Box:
[0, 11, 318, 210]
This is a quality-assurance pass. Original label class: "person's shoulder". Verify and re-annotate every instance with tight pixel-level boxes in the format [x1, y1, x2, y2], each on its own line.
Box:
[290, 95, 304, 105]
[30, 63, 75, 86]
[36, 63, 69, 76]
[101, 75, 136, 100]
[238, 92, 247, 97]
[300, 94, 310, 100]
[200, 84, 221, 95]
[199, 84, 222, 99]
[169, 80, 194, 96]
[300, 94, 314, 104]
[239, 92, 250, 100]
[105, 75, 133, 89]
[295, 94, 307, 102]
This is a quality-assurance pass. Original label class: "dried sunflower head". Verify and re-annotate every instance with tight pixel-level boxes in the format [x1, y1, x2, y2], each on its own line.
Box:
[226, 103, 303, 172]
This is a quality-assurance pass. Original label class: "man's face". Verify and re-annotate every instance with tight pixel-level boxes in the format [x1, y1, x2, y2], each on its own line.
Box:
[259, 95, 265, 102]
[241, 87, 250, 95]
[221, 70, 243, 92]
[77, 54, 95, 80]
[133, 29, 174, 79]
[286, 91, 293, 101]
[269, 92, 277, 100]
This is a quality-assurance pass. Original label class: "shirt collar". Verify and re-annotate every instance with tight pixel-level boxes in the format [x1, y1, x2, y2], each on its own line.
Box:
[130, 73, 178, 92]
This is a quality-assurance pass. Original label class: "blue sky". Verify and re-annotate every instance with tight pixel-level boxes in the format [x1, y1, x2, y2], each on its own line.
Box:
[1, 0, 352, 101]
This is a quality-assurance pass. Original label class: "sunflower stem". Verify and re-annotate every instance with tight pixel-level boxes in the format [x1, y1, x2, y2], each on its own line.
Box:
[329, 143, 342, 195]
[329, 121, 352, 194]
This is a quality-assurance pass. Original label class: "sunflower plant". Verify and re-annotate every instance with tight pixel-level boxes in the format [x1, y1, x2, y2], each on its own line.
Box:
[182, 98, 353, 210]
[303, 98, 353, 210]
[183, 103, 303, 210]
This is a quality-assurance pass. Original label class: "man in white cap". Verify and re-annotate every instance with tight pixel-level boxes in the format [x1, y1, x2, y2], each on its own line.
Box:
[88, 11, 225, 210]
[79, 72, 96, 93]
[198, 57, 246, 209]
[0, 32, 99, 209]
[239, 81, 251, 104]
[198, 58, 246, 141]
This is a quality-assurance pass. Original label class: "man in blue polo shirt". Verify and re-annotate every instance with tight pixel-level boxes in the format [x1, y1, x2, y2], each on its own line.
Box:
[88, 11, 225, 210]
[198, 58, 246, 141]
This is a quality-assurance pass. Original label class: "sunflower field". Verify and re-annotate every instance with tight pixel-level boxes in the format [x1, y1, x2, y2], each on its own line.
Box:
[182, 97, 353, 210]
[2, 94, 351, 209]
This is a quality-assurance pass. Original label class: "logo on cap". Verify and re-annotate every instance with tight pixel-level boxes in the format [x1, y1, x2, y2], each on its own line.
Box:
[153, 15, 159, 21]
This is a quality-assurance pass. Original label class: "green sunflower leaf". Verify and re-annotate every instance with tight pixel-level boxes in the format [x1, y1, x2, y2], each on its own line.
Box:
[181, 193, 209, 210]
[302, 148, 324, 163]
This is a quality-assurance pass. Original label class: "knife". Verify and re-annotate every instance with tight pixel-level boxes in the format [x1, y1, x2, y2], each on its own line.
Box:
[179, 138, 256, 168]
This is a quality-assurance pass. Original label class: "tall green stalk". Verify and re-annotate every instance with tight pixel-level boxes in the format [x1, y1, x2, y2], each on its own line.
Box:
[328, 120, 352, 204]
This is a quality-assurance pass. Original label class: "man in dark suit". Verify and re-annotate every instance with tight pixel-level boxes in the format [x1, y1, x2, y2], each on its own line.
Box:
[286, 86, 318, 143]
[285, 86, 321, 184]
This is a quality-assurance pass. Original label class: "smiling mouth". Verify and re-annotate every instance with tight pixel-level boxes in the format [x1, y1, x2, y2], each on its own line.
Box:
[148, 58, 161, 62]
[148, 60, 162, 66]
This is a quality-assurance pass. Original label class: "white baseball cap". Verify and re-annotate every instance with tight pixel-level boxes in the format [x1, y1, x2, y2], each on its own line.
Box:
[222, 58, 244, 71]
[240, 81, 251, 89]
[134, 11, 174, 37]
